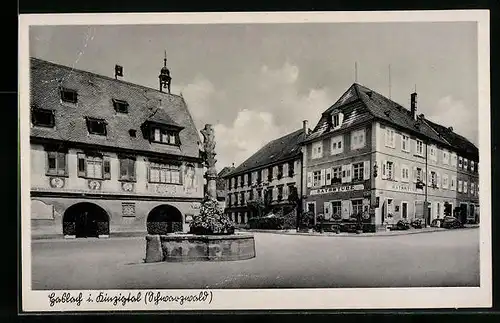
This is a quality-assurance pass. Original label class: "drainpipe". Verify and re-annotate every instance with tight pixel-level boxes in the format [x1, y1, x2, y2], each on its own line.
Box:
[424, 139, 429, 227]
[298, 151, 304, 230]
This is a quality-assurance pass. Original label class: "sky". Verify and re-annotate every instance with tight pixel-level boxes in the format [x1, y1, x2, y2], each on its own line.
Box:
[29, 22, 478, 170]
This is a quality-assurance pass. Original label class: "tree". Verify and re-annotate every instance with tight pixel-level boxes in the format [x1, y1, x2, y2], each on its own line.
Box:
[247, 198, 265, 219]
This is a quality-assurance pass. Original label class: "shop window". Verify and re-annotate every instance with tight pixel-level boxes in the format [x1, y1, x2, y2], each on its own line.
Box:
[351, 199, 363, 215]
[331, 201, 341, 218]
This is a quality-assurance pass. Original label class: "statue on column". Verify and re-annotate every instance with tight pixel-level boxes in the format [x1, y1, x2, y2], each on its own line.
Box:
[201, 124, 218, 200]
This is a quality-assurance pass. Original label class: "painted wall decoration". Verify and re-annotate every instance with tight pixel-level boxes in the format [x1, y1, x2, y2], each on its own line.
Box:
[122, 202, 136, 217]
[121, 182, 134, 192]
[185, 164, 196, 189]
[49, 177, 65, 188]
[88, 180, 102, 190]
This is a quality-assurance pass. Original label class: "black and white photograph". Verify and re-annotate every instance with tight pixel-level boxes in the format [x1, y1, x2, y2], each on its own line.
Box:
[19, 11, 491, 311]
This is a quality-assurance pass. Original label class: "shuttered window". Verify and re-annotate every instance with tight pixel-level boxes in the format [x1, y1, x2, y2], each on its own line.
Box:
[46, 150, 67, 176]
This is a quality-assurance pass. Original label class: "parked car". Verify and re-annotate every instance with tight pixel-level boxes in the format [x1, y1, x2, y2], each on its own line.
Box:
[442, 216, 464, 229]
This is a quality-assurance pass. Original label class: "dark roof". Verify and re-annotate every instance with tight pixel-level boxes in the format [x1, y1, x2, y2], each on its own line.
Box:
[423, 118, 479, 159]
[305, 83, 450, 148]
[216, 166, 235, 193]
[29, 57, 201, 159]
[225, 128, 306, 177]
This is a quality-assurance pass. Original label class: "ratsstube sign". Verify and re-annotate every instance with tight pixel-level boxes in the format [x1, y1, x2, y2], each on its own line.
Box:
[310, 184, 364, 196]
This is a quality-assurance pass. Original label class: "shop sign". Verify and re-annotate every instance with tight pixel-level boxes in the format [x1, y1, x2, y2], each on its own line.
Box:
[390, 183, 423, 193]
[310, 184, 364, 196]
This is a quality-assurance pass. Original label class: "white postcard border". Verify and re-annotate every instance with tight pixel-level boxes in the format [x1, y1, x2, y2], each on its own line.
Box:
[19, 10, 491, 312]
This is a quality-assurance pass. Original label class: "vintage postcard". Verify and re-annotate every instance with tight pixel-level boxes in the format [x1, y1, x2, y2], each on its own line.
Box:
[19, 10, 491, 312]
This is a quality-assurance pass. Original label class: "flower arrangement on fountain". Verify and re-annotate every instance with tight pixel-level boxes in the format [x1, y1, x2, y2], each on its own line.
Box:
[189, 197, 235, 235]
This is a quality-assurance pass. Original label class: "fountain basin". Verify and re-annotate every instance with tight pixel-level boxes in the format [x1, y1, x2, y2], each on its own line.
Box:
[145, 233, 256, 263]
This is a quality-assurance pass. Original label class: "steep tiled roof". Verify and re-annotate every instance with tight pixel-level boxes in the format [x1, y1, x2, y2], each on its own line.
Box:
[216, 166, 235, 193]
[29, 57, 201, 159]
[424, 118, 479, 159]
[305, 83, 451, 148]
[225, 128, 305, 177]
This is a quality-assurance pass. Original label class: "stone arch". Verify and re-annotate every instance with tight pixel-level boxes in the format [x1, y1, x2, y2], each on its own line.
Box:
[147, 204, 183, 234]
[63, 202, 110, 238]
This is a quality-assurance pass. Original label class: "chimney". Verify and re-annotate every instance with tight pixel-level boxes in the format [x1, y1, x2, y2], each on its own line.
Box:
[303, 120, 309, 134]
[410, 92, 417, 120]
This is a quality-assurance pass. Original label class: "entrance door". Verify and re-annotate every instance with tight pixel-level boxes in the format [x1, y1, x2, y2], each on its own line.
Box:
[63, 203, 109, 238]
[460, 203, 468, 224]
[402, 202, 408, 219]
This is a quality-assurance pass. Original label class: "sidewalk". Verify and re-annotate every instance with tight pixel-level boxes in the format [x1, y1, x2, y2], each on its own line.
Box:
[239, 224, 479, 238]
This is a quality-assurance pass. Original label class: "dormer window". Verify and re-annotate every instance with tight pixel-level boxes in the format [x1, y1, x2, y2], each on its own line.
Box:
[151, 127, 180, 145]
[31, 108, 55, 128]
[332, 112, 344, 129]
[86, 117, 107, 136]
[60, 87, 78, 104]
[112, 99, 129, 113]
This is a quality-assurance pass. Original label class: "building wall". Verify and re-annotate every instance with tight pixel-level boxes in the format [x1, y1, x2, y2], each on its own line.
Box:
[456, 155, 480, 223]
[30, 196, 199, 237]
[224, 157, 302, 222]
[303, 123, 373, 220]
[31, 144, 204, 198]
[30, 143, 204, 236]
[373, 121, 457, 225]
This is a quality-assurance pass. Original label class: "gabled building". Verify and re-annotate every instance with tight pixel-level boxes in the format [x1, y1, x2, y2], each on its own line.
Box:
[223, 125, 308, 225]
[216, 166, 235, 210]
[30, 57, 204, 239]
[424, 119, 479, 224]
[301, 83, 471, 227]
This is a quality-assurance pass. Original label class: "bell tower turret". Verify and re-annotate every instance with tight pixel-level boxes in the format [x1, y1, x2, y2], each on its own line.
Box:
[158, 50, 172, 94]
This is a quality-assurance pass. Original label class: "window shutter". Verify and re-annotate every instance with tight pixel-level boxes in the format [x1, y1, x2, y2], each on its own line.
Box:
[283, 163, 289, 178]
[393, 162, 399, 181]
[273, 166, 279, 179]
[436, 173, 440, 188]
[325, 168, 332, 185]
[412, 166, 417, 183]
[348, 164, 353, 182]
[306, 172, 313, 188]
[363, 160, 370, 180]
[427, 170, 432, 186]
[341, 165, 347, 183]
[77, 153, 86, 177]
[120, 158, 127, 179]
[103, 156, 111, 179]
[263, 168, 268, 182]
[338, 112, 344, 127]
[320, 169, 326, 186]
[381, 160, 387, 180]
[452, 176, 456, 191]
[129, 158, 136, 181]
[57, 152, 66, 175]
[341, 200, 350, 219]
[323, 202, 331, 219]
[348, 200, 353, 217]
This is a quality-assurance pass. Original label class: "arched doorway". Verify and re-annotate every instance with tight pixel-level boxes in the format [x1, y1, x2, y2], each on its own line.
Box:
[63, 202, 110, 238]
[147, 204, 183, 234]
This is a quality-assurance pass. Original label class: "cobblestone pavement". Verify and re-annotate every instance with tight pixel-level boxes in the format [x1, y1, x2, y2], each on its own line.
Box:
[30, 228, 480, 290]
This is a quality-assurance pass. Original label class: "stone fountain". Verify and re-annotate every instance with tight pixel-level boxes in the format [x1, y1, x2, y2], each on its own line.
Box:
[145, 124, 256, 263]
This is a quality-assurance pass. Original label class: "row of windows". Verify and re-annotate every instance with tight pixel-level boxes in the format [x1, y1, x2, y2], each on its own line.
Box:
[458, 180, 478, 196]
[381, 159, 456, 189]
[46, 150, 185, 184]
[307, 161, 370, 188]
[307, 199, 367, 217]
[32, 107, 181, 146]
[311, 129, 366, 159]
[384, 126, 478, 173]
[228, 161, 295, 190]
[228, 184, 297, 206]
[59, 86, 130, 113]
